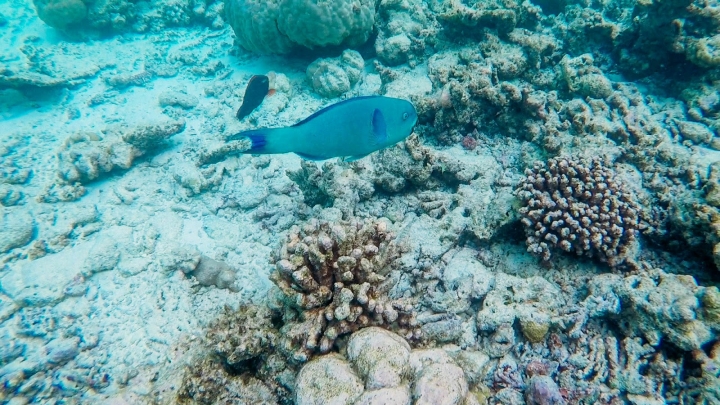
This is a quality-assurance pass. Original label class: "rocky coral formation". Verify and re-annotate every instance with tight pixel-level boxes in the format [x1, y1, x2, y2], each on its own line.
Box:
[517, 155, 641, 267]
[610, 0, 720, 76]
[224, 0, 375, 54]
[178, 357, 278, 404]
[32, 0, 86, 30]
[47, 119, 184, 201]
[476, 272, 567, 357]
[176, 305, 296, 404]
[375, 0, 439, 67]
[584, 267, 720, 351]
[32, 0, 225, 34]
[668, 159, 720, 270]
[271, 215, 419, 362]
[294, 327, 476, 405]
[306, 50, 364, 98]
[434, 0, 540, 36]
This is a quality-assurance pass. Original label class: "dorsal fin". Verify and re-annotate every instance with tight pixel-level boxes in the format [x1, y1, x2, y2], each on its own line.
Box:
[292, 96, 387, 127]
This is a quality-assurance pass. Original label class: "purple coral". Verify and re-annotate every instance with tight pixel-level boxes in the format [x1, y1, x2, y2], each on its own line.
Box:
[525, 375, 566, 405]
[517, 156, 641, 267]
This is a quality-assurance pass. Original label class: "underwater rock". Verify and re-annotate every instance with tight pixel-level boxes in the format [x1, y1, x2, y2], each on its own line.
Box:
[206, 305, 279, 369]
[32, 0, 87, 29]
[374, 0, 439, 67]
[0, 209, 34, 253]
[42, 337, 80, 365]
[0, 242, 93, 306]
[347, 327, 411, 390]
[295, 354, 364, 405]
[353, 386, 412, 405]
[191, 256, 239, 292]
[525, 375, 565, 405]
[476, 273, 564, 345]
[54, 119, 184, 190]
[178, 356, 277, 404]
[410, 349, 469, 405]
[560, 54, 613, 99]
[225, 0, 375, 54]
[287, 159, 374, 218]
[306, 50, 365, 98]
[584, 268, 720, 351]
[157, 243, 201, 274]
[158, 90, 199, 109]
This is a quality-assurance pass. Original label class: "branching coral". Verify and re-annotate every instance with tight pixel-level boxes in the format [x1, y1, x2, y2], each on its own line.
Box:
[271, 217, 418, 362]
[517, 155, 641, 266]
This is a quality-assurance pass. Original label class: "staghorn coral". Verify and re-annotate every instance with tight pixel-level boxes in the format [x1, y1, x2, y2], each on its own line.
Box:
[517, 155, 641, 267]
[270, 216, 418, 362]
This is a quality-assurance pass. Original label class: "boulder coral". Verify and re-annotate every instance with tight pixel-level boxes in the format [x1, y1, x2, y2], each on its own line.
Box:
[306, 50, 365, 98]
[294, 328, 476, 405]
[224, 0, 376, 54]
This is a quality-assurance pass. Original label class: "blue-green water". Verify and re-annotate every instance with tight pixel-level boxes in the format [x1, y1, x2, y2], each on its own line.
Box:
[1, 0, 720, 403]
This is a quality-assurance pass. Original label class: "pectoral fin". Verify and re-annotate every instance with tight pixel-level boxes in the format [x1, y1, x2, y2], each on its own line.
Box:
[372, 109, 387, 144]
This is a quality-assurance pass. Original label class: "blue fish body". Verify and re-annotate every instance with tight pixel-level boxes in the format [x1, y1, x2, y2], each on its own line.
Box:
[229, 96, 418, 161]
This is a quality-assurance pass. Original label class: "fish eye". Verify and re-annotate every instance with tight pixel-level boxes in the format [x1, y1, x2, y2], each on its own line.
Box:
[402, 112, 409, 120]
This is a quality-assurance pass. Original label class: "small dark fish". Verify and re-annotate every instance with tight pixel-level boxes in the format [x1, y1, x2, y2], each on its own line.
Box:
[236, 75, 273, 120]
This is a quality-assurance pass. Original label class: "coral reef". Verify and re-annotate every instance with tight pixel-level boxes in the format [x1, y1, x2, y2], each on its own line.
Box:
[306, 50, 364, 98]
[32, 0, 226, 34]
[374, 0, 439, 67]
[224, 0, 375, 54]
[584, 267, 720, 351]
[517, 155, 641, 267]
[476, 272, 566, 357]
[0, 209, 34, 254]
[32, 0, 86, 29]
[270, 215, 418, 362]
[294, 327, 476, 405]
[47, 119, 184, 201]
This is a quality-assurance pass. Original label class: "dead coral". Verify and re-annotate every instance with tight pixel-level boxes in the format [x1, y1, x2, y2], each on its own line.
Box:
[517, 155, 641, 267]
[180, 305, 294, 405]
[177, 357, 278, 405]
[271, 217, 418, 362]
[584, 267, 720, 351]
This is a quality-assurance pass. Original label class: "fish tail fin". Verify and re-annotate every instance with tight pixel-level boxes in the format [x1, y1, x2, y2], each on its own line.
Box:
[245, 130, 268, 153]
[227, 127, 293, 154]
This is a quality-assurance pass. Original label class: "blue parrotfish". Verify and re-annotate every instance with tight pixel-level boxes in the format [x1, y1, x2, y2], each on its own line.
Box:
[236, 74, 276, 121]
[227, 96, 418, 161]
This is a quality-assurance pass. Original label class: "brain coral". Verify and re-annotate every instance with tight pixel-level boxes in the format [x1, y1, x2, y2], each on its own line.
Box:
[517, 156, 641, 267]
[33, 0, 87, 29]
[224, 0, 376, 54]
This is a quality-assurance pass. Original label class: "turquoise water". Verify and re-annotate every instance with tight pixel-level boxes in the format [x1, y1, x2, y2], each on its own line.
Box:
[1, 0, 720, 403]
